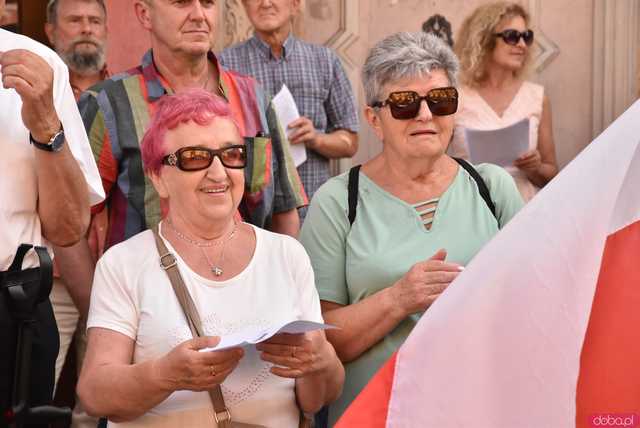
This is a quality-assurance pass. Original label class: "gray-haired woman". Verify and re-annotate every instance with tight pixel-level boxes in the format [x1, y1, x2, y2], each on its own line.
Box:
[300, 32, 524, 425]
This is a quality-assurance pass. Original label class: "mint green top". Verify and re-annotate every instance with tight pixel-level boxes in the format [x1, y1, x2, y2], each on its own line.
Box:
[299, 163, 524, 425]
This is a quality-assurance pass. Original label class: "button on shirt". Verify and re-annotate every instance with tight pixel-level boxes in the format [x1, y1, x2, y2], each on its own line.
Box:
[220, 35, 359, 214]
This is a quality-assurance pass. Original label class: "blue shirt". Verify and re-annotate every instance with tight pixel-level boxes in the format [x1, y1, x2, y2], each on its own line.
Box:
[220, 34, 359, 218]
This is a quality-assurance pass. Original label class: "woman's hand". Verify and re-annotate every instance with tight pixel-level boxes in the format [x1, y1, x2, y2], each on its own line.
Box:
[260, 331, 344, 413]
[155, 336, 244, 392]
[514, 149, 542, 174]
[256, 331, 336, 379]
[389, 249, 463, 317]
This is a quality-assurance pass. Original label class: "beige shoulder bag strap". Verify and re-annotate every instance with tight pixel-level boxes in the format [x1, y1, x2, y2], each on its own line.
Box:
[152, 226, 266, 428]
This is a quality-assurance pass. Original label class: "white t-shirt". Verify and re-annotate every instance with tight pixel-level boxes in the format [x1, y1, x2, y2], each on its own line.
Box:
[0, 28, 104, 270]
[87, 224, 323, 428]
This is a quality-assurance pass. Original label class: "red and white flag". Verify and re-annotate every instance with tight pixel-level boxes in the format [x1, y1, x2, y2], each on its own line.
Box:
[336, 101, 640, 428]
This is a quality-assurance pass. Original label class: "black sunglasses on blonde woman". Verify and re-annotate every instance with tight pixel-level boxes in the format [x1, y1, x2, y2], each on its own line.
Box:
[162, 145, 247, 171]
[371, 87, 459, 120]
[494, 29, 534, 46]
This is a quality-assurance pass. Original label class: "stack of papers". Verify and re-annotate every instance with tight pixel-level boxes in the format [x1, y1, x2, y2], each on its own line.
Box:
[464, 118, 530, 167]
[199, 319, 337, 352]
[272, 84, 307, 167]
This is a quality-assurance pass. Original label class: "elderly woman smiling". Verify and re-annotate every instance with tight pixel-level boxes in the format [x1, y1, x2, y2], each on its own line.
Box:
[300, 32, 524, 425]
[78, 90, 343, 427]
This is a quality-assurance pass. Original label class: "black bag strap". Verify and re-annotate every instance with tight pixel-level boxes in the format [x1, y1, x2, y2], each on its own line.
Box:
[347, 160, 497, 225]
[8, 244, 34, 272]
[453, 157, 497, 219]
[347, 165, 361, 226]
[2, 244, 53, 303]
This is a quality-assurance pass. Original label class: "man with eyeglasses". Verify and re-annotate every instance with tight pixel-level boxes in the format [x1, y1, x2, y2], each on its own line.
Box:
[220, 0, 359, 222]
[0, 0, 104, 423]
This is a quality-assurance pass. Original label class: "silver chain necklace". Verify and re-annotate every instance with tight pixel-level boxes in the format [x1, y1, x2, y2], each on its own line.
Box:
[166, 218, 238, 277]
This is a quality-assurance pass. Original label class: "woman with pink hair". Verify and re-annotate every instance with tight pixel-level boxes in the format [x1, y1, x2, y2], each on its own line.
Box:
[77, 89, 343, 427]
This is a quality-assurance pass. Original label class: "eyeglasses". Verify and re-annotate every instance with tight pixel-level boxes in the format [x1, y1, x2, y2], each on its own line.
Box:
[494, 29, 534, 46]
[371, 87, 458, 120]
[162, 145, 247, 171]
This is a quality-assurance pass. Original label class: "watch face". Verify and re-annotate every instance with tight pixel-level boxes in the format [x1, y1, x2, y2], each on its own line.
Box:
[30, 128, 65, 152]
[50, 130, 65, 152]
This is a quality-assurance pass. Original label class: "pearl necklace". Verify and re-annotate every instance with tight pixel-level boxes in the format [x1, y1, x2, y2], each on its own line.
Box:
[166, 218, 237, 277]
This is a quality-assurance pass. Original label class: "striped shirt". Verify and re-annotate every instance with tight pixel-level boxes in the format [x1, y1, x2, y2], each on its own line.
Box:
[80, 50, 306, 250]
[220, 35, 359, 219]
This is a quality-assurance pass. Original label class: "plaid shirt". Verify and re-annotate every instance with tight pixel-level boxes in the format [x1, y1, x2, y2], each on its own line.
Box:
[80, 50, 306, 250]
[220, 34, 358, 217]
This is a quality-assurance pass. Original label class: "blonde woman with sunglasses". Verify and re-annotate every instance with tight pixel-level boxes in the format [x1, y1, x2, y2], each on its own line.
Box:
[299, 32, 524, 426]
[449, 1, 559, 202]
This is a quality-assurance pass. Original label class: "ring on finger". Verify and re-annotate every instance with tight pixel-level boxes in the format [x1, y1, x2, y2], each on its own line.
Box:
[291, 346, 297, 359]
[210, 365, 216, 377]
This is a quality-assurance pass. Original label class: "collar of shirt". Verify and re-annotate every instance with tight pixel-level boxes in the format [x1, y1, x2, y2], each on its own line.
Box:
[71, 65, 110, 101]
[139, 50, 228, 102]
[249, 33, 297, 61]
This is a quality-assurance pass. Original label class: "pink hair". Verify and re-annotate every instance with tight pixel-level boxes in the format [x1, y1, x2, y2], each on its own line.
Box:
[141, 88, 240, 175]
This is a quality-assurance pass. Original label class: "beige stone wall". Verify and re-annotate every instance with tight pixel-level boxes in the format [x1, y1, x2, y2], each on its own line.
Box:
[533, 0, 594, 168]
[348, 0, 597, 169]
[296, 0, 638, 170]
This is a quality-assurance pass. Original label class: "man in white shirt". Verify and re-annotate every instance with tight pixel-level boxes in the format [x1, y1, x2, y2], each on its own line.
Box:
[0, 0, 104, 423]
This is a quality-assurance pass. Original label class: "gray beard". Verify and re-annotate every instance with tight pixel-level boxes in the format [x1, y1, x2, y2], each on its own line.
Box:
[61, 44, 106, 77]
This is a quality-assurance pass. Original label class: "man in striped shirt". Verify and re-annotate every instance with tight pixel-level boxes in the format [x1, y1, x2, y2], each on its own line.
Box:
[78, 0, 306, 251]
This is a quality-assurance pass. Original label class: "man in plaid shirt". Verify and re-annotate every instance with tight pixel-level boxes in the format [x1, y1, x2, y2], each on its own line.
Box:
[221, 0, 359, 221]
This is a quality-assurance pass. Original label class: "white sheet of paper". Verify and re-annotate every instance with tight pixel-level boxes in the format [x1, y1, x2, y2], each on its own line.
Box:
[464, 118, 530, 167]
[199, 320, 337, 352]
[271, 84, 307, 167]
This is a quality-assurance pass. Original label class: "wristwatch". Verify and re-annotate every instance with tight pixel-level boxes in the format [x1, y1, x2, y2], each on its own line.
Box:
[30, 127, 65, 152]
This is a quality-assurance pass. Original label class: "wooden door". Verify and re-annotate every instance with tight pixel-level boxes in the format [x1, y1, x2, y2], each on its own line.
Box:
[17, 0, 48, 45]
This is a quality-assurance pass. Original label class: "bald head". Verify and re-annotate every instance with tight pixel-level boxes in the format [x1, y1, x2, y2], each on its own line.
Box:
[134, 0, 217, 59]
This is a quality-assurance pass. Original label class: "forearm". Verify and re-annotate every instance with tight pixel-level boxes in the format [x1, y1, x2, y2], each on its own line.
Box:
[37, 142, 90, 246]
[79, 358, 171, 422]
[526, 162, 558, 187]
[270, 208, 300, 237]
[323, 288, 406, 363]
[310, 130, 358, 159]
[528, 95, 558, 188]
[52, 237, 95, 320]
[295, 349, 344, 413]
